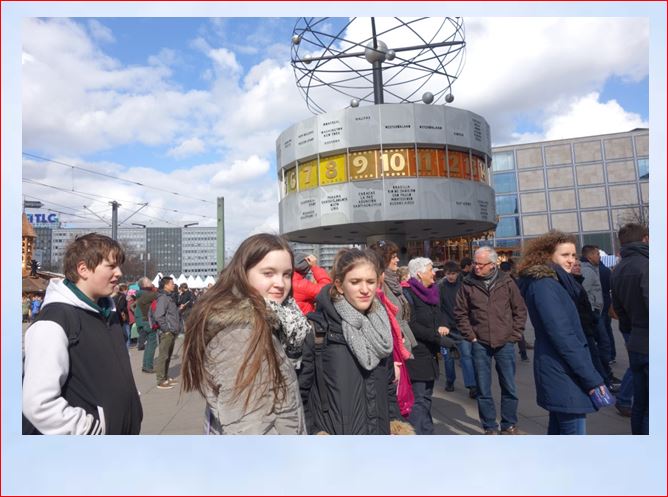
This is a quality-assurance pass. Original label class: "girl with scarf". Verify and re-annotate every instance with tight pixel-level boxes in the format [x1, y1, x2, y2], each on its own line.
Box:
[181, 234, 311, 435]
[403, 257, 450, 435]
[299, 248, 414, 435]
[517, 231, 608, 435]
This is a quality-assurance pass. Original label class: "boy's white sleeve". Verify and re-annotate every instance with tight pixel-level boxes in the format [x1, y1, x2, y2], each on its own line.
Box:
[22, 321, 103, 435]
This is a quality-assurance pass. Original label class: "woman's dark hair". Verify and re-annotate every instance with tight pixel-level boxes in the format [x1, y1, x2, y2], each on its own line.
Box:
[368, 240, 399, 267]
[181, 233, 293, 413]
[329, 248, 382, 300]
[516, 230, 577, 273]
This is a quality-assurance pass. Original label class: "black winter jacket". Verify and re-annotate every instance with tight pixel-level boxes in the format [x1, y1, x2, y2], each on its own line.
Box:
[299, 286, 400, 435]
[612, 242, 649, 354]
[403, 287, 446, 382]
[572, 274, 599, 337]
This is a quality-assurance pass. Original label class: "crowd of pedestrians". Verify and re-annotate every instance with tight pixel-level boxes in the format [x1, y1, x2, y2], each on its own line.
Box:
[22, 223, 649, 436]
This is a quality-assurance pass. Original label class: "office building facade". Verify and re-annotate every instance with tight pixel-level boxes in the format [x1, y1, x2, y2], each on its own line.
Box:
[489, 128, 648, 256]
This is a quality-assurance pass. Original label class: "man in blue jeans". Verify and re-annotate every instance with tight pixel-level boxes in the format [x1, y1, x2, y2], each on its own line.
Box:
[439, 261, 477, 398]
[455, 247, 527, 435]
[611, 223, 649, 434]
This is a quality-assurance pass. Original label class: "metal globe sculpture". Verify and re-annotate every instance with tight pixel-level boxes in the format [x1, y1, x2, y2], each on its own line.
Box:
[291, 17, 466, 114]
[278, 17, 496, 247]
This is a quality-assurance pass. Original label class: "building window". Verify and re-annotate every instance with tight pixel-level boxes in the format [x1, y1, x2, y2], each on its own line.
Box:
[492, 151, 515, 172]
[582, 233, 613, 255]
[496, 216, 520, 237]
[637, 158, 649, 179]
[495, 238, 520, 248]
[496, 195, 518, 215]
[493, 172, 517, 193]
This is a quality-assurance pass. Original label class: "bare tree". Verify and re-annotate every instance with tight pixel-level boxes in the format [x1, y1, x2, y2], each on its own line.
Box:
[615, 205, 649, 230]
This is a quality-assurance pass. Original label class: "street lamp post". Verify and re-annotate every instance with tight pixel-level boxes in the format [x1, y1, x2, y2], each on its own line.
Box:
[183, 222, 199, 228]
[132, 223, 148, 277]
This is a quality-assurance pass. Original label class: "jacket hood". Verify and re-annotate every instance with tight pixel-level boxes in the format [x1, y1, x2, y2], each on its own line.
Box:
[620, 241, 649, 259]
[518, 264, 558, 281]
[310, 284, 343, 329]
[205, 296, 279, 338]
[42, 278, 114, 314]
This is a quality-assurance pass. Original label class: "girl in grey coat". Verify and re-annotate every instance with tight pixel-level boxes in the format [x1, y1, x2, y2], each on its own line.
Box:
[181, 234, 311, 435]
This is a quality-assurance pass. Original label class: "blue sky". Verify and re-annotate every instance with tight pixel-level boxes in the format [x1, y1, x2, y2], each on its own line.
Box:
[6, 3, 666, 496]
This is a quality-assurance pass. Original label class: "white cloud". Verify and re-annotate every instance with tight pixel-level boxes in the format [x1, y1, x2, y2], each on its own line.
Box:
[22, 18, 211, 155]
[87, 19, 115, 43]
[455, 17, 648, 143]
[210, 155, 270, 185]
[511, 92, 648, 144]
[167, 137, 206, 158]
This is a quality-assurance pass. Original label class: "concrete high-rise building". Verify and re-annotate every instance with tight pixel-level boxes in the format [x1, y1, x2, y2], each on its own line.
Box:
[50, 228, 146, 269]
[182, 227, 218, 276]
[146, 227, 181, 276]
[33, 226, 219, 279]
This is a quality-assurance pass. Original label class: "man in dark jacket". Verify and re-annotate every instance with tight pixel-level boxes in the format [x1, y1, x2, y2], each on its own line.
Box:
[581, 245, 617, 387]
[152, 276, 183, 390]
[611, 223, 649, 434]
[454, 247, 527, 434]
[439, 261, 477, 397]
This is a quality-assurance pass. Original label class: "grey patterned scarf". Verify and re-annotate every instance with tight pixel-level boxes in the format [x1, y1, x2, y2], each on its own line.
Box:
[333, 297, 393, 370]
[266, 297, 311, 369]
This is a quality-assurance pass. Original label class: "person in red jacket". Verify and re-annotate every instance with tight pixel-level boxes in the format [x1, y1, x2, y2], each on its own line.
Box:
[292, 253, 332, 315]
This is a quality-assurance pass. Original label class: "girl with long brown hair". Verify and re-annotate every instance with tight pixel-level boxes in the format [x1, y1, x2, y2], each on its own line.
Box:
[181, 233, 310, 434]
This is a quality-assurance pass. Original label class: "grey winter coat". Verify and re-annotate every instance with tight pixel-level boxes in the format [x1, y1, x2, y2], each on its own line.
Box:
[580, 261, 603, 312]
[202, 299, 306, 435]
[154, 290, 183, 334]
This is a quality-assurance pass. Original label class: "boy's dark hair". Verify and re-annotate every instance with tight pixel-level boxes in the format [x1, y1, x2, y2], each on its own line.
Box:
[581, 245, 599, 258]
[460, 257, 472, 270]
[499, 261, 512, 272]
[443, 261, 459, 273]
[159, 276, 173, 290]
[618, 223, 649, 246]
[63, 233, 125, 282]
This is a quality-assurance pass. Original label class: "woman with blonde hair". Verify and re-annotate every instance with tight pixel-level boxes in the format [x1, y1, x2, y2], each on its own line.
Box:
[517, 230, 610, 435]
[181, 233, 311, 435]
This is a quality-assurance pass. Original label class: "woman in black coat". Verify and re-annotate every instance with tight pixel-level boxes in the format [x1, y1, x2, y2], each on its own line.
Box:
[402, 257, 449, 435]
[517, 231, 608, 435]
[298, 249, 414, 435]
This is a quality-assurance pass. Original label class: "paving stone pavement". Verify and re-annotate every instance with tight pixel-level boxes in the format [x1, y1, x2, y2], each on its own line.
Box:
[132, 318, 632, 435]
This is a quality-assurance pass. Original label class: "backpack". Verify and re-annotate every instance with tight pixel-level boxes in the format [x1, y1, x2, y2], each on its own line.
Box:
[147, 299, 160, 330]
[22, 303, 83, 435]
[307, 316, 331, 414]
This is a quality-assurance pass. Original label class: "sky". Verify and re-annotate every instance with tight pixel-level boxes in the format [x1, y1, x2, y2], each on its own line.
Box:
[20, 15, 650, 252]
[5, 2, 666, 496]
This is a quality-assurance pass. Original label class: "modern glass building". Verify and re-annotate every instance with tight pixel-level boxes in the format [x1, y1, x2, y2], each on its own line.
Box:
[489, 128, 649, 256]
